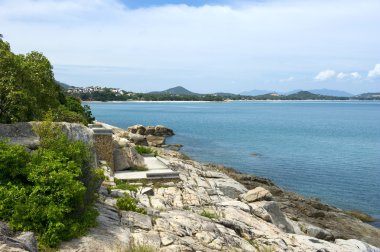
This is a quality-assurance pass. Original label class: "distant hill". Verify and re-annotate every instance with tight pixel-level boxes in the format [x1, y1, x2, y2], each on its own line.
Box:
[355, 92, 380, 100]
[240, 89, 274, 96]
[308, 89, 354, 97]
[56, 81, 73, 90]
[150, 86, 198, 95]
[252, 91, 349, 100]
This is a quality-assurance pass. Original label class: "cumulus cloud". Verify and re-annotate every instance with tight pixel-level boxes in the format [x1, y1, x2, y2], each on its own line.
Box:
[315, 70, 336, 81]
[337, 72, 361, 79]
[368, 64, 380, 78]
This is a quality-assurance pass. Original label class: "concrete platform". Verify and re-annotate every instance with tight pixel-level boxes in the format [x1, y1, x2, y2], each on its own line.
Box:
[114, 156, 179, 181]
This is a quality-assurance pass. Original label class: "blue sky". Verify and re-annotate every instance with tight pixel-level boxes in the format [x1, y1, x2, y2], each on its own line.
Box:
[121, 0, 228, 8]
[1, 0, 380, 94]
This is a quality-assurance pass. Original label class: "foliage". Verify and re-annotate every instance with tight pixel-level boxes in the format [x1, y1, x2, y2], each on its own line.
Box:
[114, 178, 138, 192]
[0, 39, 94, 124]
[200, 209, 220, 219]
[116, 194, 146, 214]
[0, 121, 103, 248]
[134, 145, 158, 156]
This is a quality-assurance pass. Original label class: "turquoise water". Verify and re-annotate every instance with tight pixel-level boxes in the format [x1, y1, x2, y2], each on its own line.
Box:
[85, 101, 380, 225]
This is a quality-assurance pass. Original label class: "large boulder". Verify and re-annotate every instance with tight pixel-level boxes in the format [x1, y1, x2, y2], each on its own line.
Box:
[255, 201, 295, 233]
[128, 133, 148, 146]
[146, 135, 165, 147]
[0, 122, 39, 149]
[113, 141, 144, 171]
[0, 222, 38, 252]
[154, 125, 174, 136]
[239, 186, 272, 202]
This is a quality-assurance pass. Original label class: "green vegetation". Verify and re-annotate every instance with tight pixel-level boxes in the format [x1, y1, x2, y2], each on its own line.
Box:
[116, 194, 147, 214]
[135, 145, 158, 156]
[0, 39, 94, 124]
[344, 210, 375, 222]
[200, 209, 220, 219]
[0, 121, 103, 248]
[114, 178, 138, 192]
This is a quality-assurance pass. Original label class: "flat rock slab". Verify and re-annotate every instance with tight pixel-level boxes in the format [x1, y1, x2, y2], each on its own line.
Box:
[114, 156, 179, 180]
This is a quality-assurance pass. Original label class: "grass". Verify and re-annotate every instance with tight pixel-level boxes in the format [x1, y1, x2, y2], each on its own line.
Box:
[135, 145, 158, 156]
[114, 178, 138, 192]
[200, 209, 220, 219]
[344, 210, 375, 222]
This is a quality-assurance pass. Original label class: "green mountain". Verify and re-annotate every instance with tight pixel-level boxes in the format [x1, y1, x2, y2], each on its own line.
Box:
[151, 86, 199, 95]
[252, 91, 349, 100]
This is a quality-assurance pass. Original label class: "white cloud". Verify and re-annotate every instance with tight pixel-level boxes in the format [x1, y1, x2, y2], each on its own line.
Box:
[368, 64, 380, 78]
[0, 0, 380, 92]
[337, 72, 361, 79]
[315, 70, 336, 81]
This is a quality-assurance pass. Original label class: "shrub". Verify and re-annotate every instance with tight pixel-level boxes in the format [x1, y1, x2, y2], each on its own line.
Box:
[134, 145, 158, 156]
[0, 121, 103, 248]
[200, 209, 220, 219]
[116, 194, 146, 214]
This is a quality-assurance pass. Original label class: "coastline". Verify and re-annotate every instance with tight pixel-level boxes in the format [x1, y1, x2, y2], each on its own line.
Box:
[98, 121, 380, 249]
[82, 99, 380, 103]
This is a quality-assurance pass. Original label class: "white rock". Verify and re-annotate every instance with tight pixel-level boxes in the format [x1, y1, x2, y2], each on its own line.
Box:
[239, 186, 272, 202]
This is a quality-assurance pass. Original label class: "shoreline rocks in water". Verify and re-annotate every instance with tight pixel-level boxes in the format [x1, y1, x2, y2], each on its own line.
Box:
[126, 124, 175, 148]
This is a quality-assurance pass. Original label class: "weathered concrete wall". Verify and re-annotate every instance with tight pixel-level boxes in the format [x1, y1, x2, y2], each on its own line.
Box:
[92, 129, 114, 172]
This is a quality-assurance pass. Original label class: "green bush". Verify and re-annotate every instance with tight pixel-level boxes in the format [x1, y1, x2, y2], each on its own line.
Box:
[200, 209, 220, 219]
[116, 194, 146, 214]
[134, 145, 158, 156]
[0, 121, 103, 248]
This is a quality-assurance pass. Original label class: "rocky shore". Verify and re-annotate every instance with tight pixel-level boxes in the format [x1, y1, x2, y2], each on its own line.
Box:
[1, 122, 379, 252]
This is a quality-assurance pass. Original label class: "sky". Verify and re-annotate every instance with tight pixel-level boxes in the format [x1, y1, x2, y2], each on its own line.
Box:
[1, 0, 380, 94]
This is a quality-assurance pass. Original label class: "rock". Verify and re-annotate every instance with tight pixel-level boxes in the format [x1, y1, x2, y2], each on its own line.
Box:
[113, 142, 145, 171]
[15, 232, 38, 252]
[59, 202, 130, 252]
[0, 223, 37, 252]
[249, 202, 272, 222]
[141, 187, 154, 196]
[145, 126, 156, 135]
[239, 186, 272, 202]
[216, 200, 251, 212]
[127, 125, 146, 135]
[146, 135, 166, 147]
[131, 231, 161, 249]
[214, 179, 247, 199]
[121, 211, 152, 231]
[335, 239, 380, 252]
[159, 232, 176, 246]
[128, 133, 148, 146]
[154, 125, 174, 136]
[259, 201, 295, 233]
[299, 222, 334, 241]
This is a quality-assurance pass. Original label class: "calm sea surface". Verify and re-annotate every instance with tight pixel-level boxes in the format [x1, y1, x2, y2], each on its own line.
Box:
[85, 101, 380, 225]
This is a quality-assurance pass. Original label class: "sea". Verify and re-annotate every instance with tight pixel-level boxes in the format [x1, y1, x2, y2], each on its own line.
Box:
[84, 101, 380, 227]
